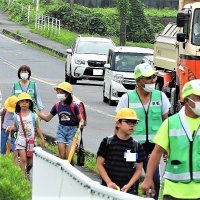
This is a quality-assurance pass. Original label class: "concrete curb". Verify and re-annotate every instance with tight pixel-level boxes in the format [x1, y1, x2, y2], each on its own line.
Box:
[2, 29, 67, 58]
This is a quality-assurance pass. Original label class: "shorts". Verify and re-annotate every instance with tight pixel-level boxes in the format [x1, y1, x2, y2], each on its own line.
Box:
[56, 124, 77, 145]
[1, 129, 16, 154]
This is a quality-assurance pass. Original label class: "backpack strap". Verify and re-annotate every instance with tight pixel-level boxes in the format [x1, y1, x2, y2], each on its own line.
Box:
[55, 102, 59, 112]
[70, 102, 76, 117]
[1, 108, 7, 127]
[31, 112, 36, 132]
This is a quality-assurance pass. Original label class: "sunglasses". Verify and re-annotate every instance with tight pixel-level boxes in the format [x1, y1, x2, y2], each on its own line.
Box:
[121, 119, 138, 125]
[142, 74, 157, 80]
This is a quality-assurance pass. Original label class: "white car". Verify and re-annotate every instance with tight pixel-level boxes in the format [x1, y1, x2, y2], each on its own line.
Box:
[65, 36, 115, 84]
[103, 46, 154, 105]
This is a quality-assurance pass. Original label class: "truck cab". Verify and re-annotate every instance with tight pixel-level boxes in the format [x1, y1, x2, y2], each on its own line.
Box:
[103, 46, 153, 105]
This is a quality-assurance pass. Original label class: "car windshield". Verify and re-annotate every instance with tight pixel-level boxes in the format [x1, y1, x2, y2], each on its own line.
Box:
[76, 41, 114, 55]
[192, 9, 200, 45]
[114, 53, 153, 72]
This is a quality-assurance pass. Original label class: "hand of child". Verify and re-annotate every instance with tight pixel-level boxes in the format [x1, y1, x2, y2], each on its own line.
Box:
[107, 181, 118, 190]
[6, 126, 12, 133]
[121, 184, 130, 193]
[41, 138, 45, 148]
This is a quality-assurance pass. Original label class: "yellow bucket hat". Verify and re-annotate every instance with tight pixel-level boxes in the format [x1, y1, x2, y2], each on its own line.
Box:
[115, 108, 140, 122]
[17, 92, 32, 102]
[182, 79, 200, 99]
[133, 63, 156, 79]
[5, 96, 18, 113]
[54, 82, 73, 94]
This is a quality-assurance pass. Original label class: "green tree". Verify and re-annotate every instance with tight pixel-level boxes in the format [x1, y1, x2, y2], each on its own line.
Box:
[117, 0, 129, 45]
[127, 0, 154, 43]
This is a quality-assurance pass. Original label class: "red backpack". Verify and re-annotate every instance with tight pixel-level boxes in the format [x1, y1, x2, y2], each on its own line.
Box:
[55, 101, 87, 127]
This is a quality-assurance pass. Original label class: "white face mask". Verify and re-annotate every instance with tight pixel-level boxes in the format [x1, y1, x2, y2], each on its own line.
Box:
[188, 98, 200, 116]
[20, 72, 29, 80]
[57, 93, 66, 101]
[143, 83, 155, 93]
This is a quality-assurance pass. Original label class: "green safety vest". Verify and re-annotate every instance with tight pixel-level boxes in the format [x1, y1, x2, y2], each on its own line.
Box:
[128, 90, 162, 143]
[164, 110, 200, 183]
[14, 81, 37, 110]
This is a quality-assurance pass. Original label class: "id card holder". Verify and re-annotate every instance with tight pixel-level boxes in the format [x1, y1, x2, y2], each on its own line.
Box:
[124, 150, 138, 162]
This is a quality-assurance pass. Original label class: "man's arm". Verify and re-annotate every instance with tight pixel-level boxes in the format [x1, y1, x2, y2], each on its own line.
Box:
[141, 144, 165, 197]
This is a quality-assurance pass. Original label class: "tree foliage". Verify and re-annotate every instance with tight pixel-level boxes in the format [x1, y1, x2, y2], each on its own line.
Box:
[117, 0, 129, 45]
[126, 0, 154, 43]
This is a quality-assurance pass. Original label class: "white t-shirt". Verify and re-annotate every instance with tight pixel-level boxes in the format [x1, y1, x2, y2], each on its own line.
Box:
[15, 112, 37, 147]
[116, 90, 171, 115]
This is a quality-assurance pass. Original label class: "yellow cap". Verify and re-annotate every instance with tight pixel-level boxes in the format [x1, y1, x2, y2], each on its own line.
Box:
[115, 108, 140, 122]
[182, 79, 200, 99]
[54, 82, 73, 94]
[4, 96, 18, 113]
[17, 92, 32, 102]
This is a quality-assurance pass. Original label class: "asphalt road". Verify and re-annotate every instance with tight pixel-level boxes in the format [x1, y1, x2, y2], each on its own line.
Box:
[0, 32, 116, 154]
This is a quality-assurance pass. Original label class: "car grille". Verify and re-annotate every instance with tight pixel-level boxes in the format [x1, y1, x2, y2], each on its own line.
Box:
[122, 78, 136, 90]
[88, 60, 106, 68]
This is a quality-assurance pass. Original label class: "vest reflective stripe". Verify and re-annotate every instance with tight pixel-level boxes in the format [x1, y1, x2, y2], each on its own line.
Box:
[128, 90, 162, 143]
[169, 129, 187, 137]
[164, 113, 200, 183]
[133, 135, 155, 143]
[164, 171, 191, 181]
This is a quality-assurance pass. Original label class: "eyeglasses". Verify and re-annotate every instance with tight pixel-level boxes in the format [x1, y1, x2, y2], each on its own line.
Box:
[142, 75, 157, 80]
[121, 119, 138, 125]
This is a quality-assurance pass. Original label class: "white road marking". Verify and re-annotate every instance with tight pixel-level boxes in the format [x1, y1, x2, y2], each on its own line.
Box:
[0, 33, 21, 44]
[0, 57, 115, 118]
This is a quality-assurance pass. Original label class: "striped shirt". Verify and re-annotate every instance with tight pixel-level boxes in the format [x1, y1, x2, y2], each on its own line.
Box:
[97, 135, 146, 188]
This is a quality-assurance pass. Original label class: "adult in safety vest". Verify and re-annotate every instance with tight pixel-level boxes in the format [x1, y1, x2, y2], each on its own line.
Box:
[11, 65, 44, 113]
[116, 63, 171, 200]
[142, 79, 200, 200]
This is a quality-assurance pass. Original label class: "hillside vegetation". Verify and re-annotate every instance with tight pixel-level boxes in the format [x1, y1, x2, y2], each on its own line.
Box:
[0, 0, 176, 47]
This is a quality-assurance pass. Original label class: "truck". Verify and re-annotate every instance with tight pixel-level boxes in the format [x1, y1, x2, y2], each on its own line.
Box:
[154, 0, 200, 114]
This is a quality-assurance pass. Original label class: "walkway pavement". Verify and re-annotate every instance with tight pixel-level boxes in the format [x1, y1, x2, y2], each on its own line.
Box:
[0, 10, 67, 57]
[0, 9, 101, 183]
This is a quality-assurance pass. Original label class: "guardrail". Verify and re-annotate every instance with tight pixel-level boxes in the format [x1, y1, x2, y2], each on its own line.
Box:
[32, 147, 153, 200]
[35, 15, 60, 34]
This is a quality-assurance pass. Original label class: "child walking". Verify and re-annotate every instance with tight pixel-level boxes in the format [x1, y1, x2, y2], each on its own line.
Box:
[1, 96, 18, 159]
[6, 92, 45, 174]
[39, 82, 82, 160]
[96, 108, 146, 195]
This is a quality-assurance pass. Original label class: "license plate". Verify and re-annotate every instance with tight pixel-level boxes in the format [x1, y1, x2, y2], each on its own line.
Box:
[93, 69, 103, 75]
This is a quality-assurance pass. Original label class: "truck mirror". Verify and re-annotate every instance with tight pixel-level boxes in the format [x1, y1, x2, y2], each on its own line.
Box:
[177, 13, 186, 27]
[104, 63, 110, 68]
[177, 33, 186, 42]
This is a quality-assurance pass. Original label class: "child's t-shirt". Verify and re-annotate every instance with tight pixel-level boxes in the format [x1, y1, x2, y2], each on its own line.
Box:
[97, 135, 146, 188]
[50, 102, 80, 126]
[14, 112, 37, 147]
[0, 108, 15, 129]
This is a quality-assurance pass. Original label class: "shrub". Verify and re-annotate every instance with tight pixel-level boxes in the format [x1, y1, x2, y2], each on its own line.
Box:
[0, 155, 31, 200]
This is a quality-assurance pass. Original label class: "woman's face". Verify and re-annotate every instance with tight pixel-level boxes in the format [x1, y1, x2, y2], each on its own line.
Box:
[20, 70, 29, 80]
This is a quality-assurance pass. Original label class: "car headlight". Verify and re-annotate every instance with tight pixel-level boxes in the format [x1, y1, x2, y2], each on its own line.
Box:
[113, 74, 124, 84]
[74, 58, 86, 65]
